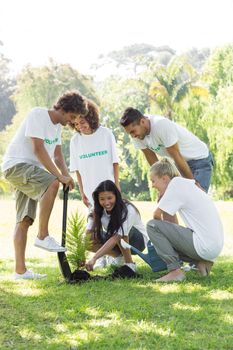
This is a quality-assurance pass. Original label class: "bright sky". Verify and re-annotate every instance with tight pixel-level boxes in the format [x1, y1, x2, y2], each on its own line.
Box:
[0, 0, 233, 76]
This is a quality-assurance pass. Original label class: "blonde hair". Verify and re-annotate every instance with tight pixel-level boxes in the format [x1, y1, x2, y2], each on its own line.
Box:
[150, 158, 181, 179]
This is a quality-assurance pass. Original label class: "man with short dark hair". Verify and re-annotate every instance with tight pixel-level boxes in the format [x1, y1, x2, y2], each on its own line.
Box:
[2, 91, 88, 280]
[120, 107, 213, 192]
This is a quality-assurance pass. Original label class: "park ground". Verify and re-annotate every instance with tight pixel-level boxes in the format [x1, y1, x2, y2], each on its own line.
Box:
[0, 199, 233, 350]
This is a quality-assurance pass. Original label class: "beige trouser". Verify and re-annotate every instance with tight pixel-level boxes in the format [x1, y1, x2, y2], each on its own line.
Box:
[147, 219, 202, 271]
[4, 163, 56, 223]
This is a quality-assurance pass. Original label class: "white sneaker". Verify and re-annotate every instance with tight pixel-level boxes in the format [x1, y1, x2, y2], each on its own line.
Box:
[94, 256, 107, 270]
[13, 270, 47, 280]
[125, 262, 137, 272]
[107, 255, 124, 267]
[181, 264, 198, 272]
[34, 236, 67, 252]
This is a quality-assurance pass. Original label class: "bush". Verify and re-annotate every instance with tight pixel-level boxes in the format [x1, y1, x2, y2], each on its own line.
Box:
[65, 211, 92, 269]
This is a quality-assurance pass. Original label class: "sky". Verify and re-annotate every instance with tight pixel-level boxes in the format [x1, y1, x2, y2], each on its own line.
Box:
[0, 0, 233, 77]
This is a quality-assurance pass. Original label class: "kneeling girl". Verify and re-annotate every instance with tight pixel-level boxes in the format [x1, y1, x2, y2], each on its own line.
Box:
[85, 180, 148, 272]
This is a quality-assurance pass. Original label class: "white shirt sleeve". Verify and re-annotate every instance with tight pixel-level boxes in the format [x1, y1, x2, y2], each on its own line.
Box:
[158, 178, 183, 215]
[25, 110, 47, 140]
[132, 138, 147, 150]
[86, 216, 94, 230]
[69, 135, 79, 172]
[57, 127, 62, 145]
[156, 119, 178, 148]
[118, 205, 139, 236]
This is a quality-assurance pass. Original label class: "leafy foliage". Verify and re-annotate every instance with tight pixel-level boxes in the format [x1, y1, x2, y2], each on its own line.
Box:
[203, 44, 233, 96]
[0, 60, 99, 166]
[65, 211, 91, 269]
[1, 43, 233, 199]
[202, 86, 233, 198]
[148, 55, 207, 118]
[0, 49, 16, 131]
[98, 75, 151, 199]
[14, 59, 99, 113]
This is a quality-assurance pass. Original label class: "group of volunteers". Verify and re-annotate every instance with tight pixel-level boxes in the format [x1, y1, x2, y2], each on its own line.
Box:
[2, 90, 224, 282]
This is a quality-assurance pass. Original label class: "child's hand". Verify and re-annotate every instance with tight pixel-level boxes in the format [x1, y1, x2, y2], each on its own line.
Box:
[85, 257, 96, 271]
[82, 193, 90, 207]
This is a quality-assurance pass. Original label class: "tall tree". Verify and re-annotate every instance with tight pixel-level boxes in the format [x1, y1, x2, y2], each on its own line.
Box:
[0, 42, 16, 131]
[0, 60, 99, 166]
[148, 55, 208, 119]
[91, 44, 175, 78]
[98, 75, 151, 199]
[203, 44, 233, 96]
[14, 59, 98, 113]
[185, 47, 210, 72]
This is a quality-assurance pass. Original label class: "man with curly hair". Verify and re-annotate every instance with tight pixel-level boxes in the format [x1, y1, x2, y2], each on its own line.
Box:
[2, 91, 88, 280]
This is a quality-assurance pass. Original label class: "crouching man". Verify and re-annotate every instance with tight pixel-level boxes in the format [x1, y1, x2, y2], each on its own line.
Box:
[147, 158, 224, 282]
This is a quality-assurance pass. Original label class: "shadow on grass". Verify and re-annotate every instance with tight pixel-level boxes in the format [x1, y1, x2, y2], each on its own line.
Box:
[0, 257, 233, 350]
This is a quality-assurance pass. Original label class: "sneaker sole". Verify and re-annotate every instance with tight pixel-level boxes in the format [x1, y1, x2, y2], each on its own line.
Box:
[14, 276, 47, 280]
[14, 274, 47, 280]
[34, 244, 67, 252]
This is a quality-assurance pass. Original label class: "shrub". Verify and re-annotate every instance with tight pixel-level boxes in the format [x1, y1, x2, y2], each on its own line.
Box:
[65, 211, 92, 269]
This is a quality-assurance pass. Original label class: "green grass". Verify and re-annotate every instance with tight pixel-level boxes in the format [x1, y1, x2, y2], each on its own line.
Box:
[0, 199, 233, 350]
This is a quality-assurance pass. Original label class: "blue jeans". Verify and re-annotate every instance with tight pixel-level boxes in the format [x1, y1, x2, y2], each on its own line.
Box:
[187, 153, 213, 192]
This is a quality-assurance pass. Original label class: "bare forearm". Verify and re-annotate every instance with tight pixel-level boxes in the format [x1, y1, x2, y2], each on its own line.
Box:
[54, 145, 69, 176]
[76, 171, 84, 196]
[34, 147, 61, 178]
[175, 157, 194, 179]
[93, 235, 120, 260]
[54, 156, 69, 176]
[142, 149, 158, 166]
[166, 144, 194, 179]
[113, 163, 120, 190]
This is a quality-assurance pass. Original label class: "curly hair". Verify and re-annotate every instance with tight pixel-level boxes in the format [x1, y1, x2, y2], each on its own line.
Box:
[70, 99, 100, 132]
[53, 91, 88, 116]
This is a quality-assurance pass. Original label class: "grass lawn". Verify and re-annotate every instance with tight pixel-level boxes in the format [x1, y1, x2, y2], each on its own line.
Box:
[0, 199, 233, 350]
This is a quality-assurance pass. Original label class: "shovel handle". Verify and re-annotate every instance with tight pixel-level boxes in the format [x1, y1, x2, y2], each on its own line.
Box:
[62, 185, 69, 246]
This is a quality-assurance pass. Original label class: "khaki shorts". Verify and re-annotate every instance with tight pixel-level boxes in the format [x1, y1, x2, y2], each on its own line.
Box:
[4, 163, 56, 223]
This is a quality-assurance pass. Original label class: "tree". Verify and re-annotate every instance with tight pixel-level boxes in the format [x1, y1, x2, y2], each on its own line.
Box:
[14, 59, 98, 113]
[0, 42, 16, 131]
[148, 55, 208, 119]
[107, 44, 175, 74]
[0, 60, 99, 168]
[203, 44, 233, 96]
[185, 47, 210, 72]
[91, 44, 175, 78]
[202, 86, 233, 198]
[98, 75, 151, 199]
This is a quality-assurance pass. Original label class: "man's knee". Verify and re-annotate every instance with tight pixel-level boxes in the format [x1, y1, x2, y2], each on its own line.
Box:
[146, 219, 162, 239]
[48, 179, 60, 193]
[20, 216, 34, 227]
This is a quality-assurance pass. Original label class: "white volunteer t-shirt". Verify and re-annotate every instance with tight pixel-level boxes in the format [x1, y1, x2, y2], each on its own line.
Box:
[2, 107, 61, 172]
[133, 115, 209, 161]
[87, 203, 149, 244]
[158, 177, 224, 261]
[70, 126, 119, 204]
